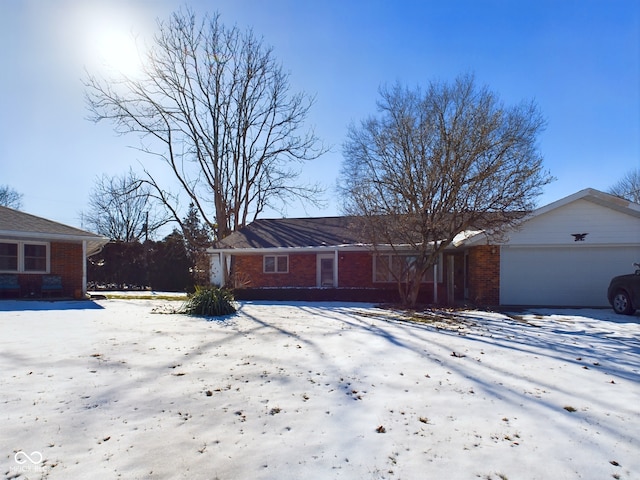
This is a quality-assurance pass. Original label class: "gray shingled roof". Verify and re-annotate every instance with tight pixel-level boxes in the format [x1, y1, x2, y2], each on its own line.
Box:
[216, 217, 364, 249]
[0, 205, 109, 254]
[214, 212, 523, 251]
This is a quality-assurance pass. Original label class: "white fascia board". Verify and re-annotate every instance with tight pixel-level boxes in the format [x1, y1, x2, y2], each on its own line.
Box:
[0, 230, 108, 243]
[207, 244, 373, 255]
[525, 188, 640, 220]
[0, 231, 110, 255]
[207, 241, 464, 256]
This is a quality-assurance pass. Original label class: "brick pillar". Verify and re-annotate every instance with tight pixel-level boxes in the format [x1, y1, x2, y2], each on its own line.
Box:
[467, 245, 500, 306]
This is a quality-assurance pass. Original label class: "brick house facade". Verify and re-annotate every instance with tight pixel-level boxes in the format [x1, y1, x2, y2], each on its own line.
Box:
[208, 189, 636, 308]
[0, 206, 109, 299]
[225, 249, 498, 305]
[208, 216, 501, 306]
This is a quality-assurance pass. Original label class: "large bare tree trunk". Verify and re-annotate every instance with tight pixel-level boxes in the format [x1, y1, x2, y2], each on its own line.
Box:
[85, 8, 325, 240]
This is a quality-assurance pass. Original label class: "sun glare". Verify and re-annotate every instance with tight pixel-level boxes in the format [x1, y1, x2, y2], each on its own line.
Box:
[97, 30, 142, 77]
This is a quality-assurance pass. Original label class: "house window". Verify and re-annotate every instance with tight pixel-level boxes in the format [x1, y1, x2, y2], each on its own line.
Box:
[24, 244, 47, 272]
[0, 241, 49, 273]
[264, 255, 288, 273]
[374, 254, 439, 283]
[0, 242, 18, 271]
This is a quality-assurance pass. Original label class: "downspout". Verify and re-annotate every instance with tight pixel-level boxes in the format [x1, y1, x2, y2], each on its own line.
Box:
[334, 249, 339, 287]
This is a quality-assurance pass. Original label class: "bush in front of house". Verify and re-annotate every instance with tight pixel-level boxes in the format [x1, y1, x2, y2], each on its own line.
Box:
[181, 286, 236, 317]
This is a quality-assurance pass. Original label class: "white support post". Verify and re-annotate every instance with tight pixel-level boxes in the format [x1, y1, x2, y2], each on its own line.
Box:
[82, 240, 87, 296]
[433, 263, 438, 304]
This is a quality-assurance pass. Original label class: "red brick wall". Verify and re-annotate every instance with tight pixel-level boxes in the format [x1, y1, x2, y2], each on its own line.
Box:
[467, 245, 500, 306]
[233, 252, 377, 288]
[231, 251, 443, 304]
[15, 242, 84, 297]
[50, 242, 84, 296]
[338, 252, 374, 287]
[233, 253, 316, 288]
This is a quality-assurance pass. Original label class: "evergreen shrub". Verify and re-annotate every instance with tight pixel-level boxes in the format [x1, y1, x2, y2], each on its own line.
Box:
[181, 286, 236, 317]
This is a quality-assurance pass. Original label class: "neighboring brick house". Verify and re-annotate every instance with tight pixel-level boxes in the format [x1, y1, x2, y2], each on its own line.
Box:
[208, 216, 498, 305]
[0, 205, 109, 298]
[208, 188, 640, 307]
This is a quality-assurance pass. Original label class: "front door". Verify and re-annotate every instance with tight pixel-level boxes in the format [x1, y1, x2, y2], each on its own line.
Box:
[317, 254, 335, 287]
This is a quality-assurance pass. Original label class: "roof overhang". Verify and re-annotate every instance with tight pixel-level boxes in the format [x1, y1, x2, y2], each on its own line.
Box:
[208, 244, 373, 255]
[0, 230, 110, 256]
[207, 236, 481, 255]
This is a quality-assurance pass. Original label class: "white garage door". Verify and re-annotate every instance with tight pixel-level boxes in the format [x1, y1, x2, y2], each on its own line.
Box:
[500, 246, 640, 307]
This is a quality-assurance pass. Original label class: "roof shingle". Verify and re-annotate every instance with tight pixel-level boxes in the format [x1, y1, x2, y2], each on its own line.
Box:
[216, 217, 364, 249]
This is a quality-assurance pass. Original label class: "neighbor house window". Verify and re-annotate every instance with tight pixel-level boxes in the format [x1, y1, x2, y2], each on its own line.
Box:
[264, 255, 288, 273]
[24, 244, 47, 272]
[373, 254, 439, 283]
[0, 242, 18, 271]
[0, 241, 49, 273]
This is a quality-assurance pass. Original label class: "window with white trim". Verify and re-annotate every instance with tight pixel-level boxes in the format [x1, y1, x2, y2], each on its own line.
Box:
[264, 255, 288, 273]
[0, 241, 50, 273]
[373, 253, 440, 283]
[0, 242, 18, 271]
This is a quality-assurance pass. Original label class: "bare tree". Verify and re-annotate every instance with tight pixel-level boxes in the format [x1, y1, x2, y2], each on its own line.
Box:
[0, 185, 23, 209]
[83, 169, 169, 242]
[608, 168, 640, 203]
[340, 74, 553, 306]
[85, 8, 325, 240]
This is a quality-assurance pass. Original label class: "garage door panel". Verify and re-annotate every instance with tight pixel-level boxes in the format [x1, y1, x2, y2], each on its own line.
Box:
[500, 246, 639, 306]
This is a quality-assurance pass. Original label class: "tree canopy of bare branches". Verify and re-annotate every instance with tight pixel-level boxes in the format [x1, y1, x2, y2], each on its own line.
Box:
[0, 185, 23, 209]
[82, 169, 169, 242]
[608, 168, 640, 203]
[85, 8, 325, 240]
[340, 74, 553, 306]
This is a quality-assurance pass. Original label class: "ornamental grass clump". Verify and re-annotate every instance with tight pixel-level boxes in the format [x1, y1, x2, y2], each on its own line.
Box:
[181, 286, 236, 317]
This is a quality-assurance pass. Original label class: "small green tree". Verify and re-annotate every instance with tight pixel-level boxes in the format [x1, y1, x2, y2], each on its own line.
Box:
[181, 203, 213, 285]
[148, 231, 193, 291]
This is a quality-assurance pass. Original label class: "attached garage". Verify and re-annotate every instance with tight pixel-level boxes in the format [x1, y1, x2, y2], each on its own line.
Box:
[500, 245, 638, 307]
[464, 188, 640, 308]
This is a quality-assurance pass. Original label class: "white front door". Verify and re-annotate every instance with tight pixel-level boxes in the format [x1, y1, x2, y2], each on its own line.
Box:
[317, 254, 335, 287]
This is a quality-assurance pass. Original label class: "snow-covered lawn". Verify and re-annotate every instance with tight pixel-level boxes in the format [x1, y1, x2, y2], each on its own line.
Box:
[1, 299, 638, 480]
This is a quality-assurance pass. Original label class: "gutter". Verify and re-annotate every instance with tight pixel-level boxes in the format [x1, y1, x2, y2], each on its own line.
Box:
[0, 230, 110, 256]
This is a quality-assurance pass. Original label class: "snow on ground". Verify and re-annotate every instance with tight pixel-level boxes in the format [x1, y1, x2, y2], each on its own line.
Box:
[1, 299, 638, 480]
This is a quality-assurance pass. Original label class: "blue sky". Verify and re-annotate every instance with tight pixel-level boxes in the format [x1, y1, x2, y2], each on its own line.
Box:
[1, 0, 638, 232]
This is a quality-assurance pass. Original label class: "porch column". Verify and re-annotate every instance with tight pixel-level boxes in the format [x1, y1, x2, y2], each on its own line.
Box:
[334, 249, 339, 288]
[220, 252, 226, 286]
[433, 263, 438, 303]
[82, 240, 87, 296]
[447, 255, 455, 305]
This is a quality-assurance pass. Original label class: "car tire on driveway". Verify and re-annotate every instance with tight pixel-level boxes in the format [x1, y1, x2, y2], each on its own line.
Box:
[612, 290, 635, 315]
